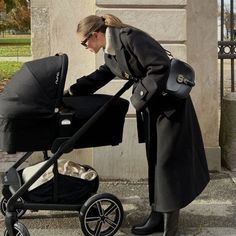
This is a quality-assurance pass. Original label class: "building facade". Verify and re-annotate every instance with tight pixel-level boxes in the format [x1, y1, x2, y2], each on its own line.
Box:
[31, 0, 219, 179]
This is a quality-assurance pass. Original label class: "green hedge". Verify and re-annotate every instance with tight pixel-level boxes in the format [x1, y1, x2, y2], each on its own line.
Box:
[0, 38, 31, 45]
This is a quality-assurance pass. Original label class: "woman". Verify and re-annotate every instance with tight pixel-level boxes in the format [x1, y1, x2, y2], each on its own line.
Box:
[67, 14, 210, 236]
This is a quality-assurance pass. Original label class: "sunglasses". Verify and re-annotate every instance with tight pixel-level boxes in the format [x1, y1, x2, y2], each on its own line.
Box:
[81, 34, 92, 48]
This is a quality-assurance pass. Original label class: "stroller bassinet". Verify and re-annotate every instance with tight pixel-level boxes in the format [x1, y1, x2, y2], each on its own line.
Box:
[0, 54, 134, 236]
[0, 54, 129, 153]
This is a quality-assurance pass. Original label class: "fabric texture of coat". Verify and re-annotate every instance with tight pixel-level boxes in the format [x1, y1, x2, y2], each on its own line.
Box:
[70, 27, 210, 212]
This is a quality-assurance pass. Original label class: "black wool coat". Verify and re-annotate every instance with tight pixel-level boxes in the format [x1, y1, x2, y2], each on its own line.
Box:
[70, 27, 210, 211]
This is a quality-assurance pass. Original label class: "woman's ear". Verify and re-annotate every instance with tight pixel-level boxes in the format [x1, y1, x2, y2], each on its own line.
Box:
[92, 32, 99, 38]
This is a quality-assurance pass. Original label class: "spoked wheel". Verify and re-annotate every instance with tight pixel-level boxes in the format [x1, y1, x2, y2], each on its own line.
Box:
[1, 197, 27, 218]
[80, 193, 123, 236]
[4, 222, 30, 236]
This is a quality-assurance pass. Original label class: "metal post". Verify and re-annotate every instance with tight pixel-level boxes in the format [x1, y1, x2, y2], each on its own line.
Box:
[220, 0, 225, 101]
[230, 0, 234, 92]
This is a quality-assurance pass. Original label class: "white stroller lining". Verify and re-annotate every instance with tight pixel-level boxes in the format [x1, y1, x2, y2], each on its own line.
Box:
[22, 159, 97, 191]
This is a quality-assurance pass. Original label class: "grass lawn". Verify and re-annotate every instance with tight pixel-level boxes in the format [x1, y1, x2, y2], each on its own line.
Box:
[0, 45, 31, 57]
[0, 35, 31, 57]
[0, 35, 31, 91]
[0, 61, 23, 92]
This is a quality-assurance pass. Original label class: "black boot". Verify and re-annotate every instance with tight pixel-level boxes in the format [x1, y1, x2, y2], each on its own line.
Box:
[131, 211, 164, 235]
[163, 210, 180, 236]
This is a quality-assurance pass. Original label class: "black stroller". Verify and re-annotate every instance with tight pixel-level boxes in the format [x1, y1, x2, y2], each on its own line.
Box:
[0, 54, 134, 236]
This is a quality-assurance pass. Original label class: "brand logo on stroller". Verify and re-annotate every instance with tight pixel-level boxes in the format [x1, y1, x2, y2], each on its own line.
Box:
[55, 72, 60, 84]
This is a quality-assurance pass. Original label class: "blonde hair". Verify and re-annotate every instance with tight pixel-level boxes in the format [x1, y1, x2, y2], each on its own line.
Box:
[77, 14, 129, 37]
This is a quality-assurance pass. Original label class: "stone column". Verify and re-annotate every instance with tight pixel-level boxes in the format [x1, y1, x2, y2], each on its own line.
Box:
[187, 0, 220, 171]
[220, 93, 236, 171]
[31, 0, 50, 58]
[30, 0, 96, 165]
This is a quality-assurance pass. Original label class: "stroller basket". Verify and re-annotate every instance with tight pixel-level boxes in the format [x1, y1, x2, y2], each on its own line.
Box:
[2, 163, 99, 205]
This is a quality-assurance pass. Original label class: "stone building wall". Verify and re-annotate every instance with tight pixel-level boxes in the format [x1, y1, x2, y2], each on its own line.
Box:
[30, 0, 220, 180]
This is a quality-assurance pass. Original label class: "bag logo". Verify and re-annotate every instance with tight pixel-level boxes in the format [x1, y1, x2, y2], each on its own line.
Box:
[177, 74, 185, 83]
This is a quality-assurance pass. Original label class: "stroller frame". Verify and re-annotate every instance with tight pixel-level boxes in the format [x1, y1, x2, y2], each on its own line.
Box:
[2, 79, 134, 236]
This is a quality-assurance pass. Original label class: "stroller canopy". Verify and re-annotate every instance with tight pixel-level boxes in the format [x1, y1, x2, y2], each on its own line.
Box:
[0, 54, 68, 118]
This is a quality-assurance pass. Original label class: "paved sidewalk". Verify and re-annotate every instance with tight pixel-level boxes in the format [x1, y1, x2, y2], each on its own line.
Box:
[0, 56, 32, 62]
[0, 169, 235, 235]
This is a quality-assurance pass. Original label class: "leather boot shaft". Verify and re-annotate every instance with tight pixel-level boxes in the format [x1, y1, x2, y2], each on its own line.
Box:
[163, 210, 180, 236]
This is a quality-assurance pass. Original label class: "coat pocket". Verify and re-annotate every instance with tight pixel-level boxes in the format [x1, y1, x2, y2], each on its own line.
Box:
[130, 78, 158, 112]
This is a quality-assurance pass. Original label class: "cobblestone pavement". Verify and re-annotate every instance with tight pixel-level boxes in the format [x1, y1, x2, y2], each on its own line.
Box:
[0, 152, 235, 236]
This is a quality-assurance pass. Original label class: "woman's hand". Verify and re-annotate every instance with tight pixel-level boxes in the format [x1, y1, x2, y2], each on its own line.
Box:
[63, 89, 70, 97]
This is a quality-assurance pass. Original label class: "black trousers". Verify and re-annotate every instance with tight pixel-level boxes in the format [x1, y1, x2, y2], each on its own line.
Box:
[143, 108, 158, 207]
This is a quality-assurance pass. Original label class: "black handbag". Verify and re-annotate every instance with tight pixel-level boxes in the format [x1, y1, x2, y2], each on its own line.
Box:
[165, 57, 195, 99]
[130, 57, 195, 112]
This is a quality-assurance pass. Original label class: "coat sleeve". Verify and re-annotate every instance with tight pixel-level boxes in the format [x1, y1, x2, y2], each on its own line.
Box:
[69, 64, 115, 95]
[126, 30, 171, 93]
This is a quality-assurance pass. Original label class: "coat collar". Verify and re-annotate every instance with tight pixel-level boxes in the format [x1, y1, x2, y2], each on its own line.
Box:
[104, 27, 116, 55]
[108, 27, 124, 51]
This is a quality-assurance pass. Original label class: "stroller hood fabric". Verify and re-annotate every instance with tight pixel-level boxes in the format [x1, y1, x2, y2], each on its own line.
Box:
[0, 55, 68, 118]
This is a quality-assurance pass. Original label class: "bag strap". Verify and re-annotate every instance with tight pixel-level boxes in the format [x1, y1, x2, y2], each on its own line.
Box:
[165, 49, 173, 58]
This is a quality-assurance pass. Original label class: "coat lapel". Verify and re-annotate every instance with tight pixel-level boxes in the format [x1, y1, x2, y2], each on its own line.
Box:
[109, 28, 133, 79]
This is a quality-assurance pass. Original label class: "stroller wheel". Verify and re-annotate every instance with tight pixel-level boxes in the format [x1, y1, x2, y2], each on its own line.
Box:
[1, 197, 27, 218]
[4, 221, 30, 236]
[80, 193, 123, 236]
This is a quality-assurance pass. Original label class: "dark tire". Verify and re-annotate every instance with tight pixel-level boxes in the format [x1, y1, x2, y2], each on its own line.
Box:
[4, 222, 30, 236]
[1, 197, 27, 218]
[80, 193, 123, 236]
